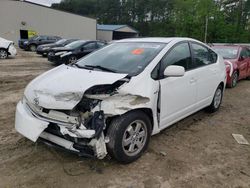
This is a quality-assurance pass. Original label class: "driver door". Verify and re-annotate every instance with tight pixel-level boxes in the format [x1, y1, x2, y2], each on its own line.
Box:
[159, 42, 197, 129]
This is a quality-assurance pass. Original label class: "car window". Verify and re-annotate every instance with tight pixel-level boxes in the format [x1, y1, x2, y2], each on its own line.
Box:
[40, 36, 47, 40]
[84, 42, 96, 50]
[240, 48, 249, 58]
[191, 43, 213, 69]
[209, 49, 218, 63]
[97, 42, 105, 48]
[161, 42, 192, 73]
[246, 48, 250, 57]
[48, 36, 57, 40]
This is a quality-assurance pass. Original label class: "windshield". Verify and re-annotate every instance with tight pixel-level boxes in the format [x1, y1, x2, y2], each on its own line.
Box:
[65, 40, 86, 48]
[212, 46, 239, 59]
[29, 36, 38, 40]
[75, 42, 165, 76]
[55, 39, 67, 45]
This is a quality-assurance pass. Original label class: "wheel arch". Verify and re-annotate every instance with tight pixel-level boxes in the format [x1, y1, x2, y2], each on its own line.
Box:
[105, 108, 154, 134]
[219, 81, 225, 91]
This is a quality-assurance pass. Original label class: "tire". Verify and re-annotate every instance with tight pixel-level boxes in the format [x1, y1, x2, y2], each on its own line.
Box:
[206, 85, 223, 113]
[229, 71, 238, 88]
[29, 44, 37, 52]
[0, 49, 8, 59]
[67, 55, 77, 64]
[106, 111, 152, 164]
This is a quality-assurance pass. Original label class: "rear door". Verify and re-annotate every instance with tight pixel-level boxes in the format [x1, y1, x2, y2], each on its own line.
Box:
[190, 42, 220, 107]
[159, 42, 197, 128]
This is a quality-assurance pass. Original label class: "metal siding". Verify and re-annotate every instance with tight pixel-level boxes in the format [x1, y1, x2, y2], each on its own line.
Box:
[97, 30, 113, 42]
[0, 1, 97, 43]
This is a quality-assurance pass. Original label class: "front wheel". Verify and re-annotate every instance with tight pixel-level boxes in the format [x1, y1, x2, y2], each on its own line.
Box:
[0, 49, 8, 59]
[106, 111, 152, 164]
[29, 44, 37, 52]
[229, 71, 238, 88]
[206, 85, 223, 113]
[67, 55, 77, 64]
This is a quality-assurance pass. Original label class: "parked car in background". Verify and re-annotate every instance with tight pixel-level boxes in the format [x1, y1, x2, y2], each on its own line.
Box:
[47, 40, 106, 65]
[15, 37, 226, 163]
[36, 39, 78, 57]
[212, 45, 250, 88]
[0, 37, 17, 59]
[18, 38, 29, 49]
[22, 35, 61, 52]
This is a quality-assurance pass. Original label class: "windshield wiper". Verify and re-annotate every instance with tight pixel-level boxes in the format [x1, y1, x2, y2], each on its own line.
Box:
[72, 63, 93, 70]
[84, 65, 117, 73]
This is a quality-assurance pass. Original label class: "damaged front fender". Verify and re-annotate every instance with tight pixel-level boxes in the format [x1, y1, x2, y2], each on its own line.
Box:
[90, 94, 151, 115]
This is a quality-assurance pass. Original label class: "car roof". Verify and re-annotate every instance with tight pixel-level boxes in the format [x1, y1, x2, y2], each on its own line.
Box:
[211, 44, 245, 49]
[116, 37, 200, 44]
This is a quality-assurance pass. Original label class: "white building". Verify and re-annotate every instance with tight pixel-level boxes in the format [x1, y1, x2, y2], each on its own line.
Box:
[97, 24, 139, 42]
[0, 0, 97, 43]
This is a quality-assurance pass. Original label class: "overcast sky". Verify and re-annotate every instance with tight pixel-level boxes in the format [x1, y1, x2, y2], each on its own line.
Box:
[26, 0, 62, 7]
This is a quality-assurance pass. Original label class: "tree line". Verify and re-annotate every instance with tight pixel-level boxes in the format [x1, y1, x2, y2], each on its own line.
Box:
[52, 0, 250, 43]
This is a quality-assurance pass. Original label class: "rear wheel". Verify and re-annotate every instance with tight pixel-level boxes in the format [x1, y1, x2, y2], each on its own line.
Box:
[29, 44, 37, 52]
[68, 55, 77, 64]
[230, 71, 238, 88]
[0, 49, 8, 59]
[107, 111, 152, 163]
[206, 85, 223, 113]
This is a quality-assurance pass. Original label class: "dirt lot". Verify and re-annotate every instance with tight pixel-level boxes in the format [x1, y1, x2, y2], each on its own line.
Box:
[0, 49, 249, 188]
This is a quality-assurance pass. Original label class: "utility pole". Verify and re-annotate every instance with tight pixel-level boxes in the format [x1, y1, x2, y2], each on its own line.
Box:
[204, 15, 208, 43]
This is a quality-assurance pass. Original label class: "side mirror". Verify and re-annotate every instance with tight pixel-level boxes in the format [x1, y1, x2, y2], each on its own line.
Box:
[81, 47, 85, 51]
[164, 65, 185, 77]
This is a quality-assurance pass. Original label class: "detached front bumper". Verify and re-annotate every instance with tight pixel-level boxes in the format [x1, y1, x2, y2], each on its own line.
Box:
[15, 100, 107, 159]
[15, 101, 49, 141]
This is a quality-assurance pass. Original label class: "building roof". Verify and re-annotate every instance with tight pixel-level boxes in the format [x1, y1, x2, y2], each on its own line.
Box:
[97, 24, 127, 31]
[97, 24, 138, 33]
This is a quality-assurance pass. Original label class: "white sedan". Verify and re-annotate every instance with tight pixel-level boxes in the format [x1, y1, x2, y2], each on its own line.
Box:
[0, 37, 17, 59]
[15, 37, 226, 163]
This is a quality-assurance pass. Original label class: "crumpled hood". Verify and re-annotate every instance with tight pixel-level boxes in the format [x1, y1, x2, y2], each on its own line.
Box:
[0, 37, 13, 48]
[24, 64, 127, 110]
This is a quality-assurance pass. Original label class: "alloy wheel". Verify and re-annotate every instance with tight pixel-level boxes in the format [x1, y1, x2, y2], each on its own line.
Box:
[68, 56, 77, 64]
[214, 88, 222, 109]
[0, 50, 8, 59]
[232, 72, 238, 87]
[122, 120, 147, 157]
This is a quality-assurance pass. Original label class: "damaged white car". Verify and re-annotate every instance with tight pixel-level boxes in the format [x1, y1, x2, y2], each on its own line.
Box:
[0, 37, 17, 59]
[15, 38, 226, 163]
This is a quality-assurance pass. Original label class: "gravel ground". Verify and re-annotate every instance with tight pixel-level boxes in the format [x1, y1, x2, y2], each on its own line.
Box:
[0, 49, 249, 188]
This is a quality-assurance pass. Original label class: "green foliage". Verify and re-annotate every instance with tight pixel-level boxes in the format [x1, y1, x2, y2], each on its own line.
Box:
[52, 0, 250, 43]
